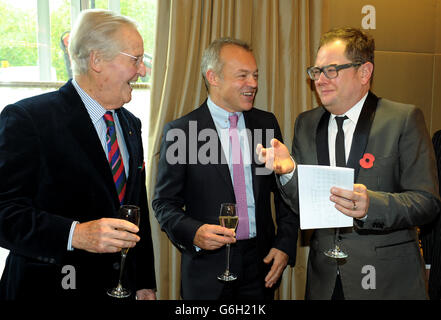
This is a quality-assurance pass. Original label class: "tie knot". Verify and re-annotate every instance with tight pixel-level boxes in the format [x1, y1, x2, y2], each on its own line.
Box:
[104, 111, 115, 127]
[229, 114, 239, 129]
[335, 116, 348, 130]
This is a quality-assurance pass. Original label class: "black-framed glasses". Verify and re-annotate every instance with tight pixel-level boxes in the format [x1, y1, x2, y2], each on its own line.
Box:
[306, 62, 362, 81]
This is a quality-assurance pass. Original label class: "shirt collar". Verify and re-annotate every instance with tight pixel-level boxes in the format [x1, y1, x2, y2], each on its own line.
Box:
[207, 96, 243, 129]
[329, 92, 368, 125]
[72, 78, 111, 125]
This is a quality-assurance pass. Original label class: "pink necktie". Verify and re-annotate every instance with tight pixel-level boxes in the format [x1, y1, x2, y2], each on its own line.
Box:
[229, 114, 249, 240]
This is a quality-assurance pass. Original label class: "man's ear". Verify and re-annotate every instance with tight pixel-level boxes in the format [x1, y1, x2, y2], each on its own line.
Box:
[206, 69, 219, 88]
[359, 62, 374, 85]
[89, 51, 102, 73]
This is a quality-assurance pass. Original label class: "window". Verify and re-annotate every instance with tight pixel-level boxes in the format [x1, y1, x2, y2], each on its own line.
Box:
[0, 0, 156, 83]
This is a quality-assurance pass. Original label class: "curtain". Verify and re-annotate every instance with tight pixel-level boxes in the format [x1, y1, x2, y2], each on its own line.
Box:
[146, 0, 324, 300]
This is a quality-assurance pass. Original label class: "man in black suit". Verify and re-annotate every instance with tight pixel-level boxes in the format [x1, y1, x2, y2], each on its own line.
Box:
[0, 9, 156, 300]
[152, 38, 298, 300]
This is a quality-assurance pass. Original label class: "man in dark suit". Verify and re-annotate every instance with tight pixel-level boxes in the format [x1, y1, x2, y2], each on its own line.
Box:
[152, 38, 298, 300]
[0, 10, 156, 300]
[257, 27, 440, 299]
[421, 130, 441, 299]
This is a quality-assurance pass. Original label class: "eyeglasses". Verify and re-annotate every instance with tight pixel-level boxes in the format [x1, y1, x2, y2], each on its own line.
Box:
[306, 62, 362, 81]
[119, 51, 144, 67]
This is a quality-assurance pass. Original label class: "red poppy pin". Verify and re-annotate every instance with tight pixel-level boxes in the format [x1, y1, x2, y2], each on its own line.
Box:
[359, 153, 375, 169]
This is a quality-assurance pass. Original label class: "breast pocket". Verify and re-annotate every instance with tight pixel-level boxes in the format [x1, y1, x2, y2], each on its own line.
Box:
[357, 153, 399, 191]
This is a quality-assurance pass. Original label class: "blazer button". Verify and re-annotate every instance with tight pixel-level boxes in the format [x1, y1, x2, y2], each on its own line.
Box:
[113, 262, 120, 270]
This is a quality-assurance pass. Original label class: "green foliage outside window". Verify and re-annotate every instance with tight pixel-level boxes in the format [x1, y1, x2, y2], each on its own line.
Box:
[0, 0, 156, 82]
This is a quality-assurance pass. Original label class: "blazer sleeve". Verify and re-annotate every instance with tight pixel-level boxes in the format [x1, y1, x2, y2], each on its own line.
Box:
[355, 106, 441, 231]
[0, 104, 74, 264]
[152, 122, 203, 253]
[270, 114, 299, 266]
[129, 117, 157, 290]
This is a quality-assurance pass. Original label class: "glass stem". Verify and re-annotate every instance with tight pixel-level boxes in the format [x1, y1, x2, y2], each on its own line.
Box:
[117, 252, 127, 288]
[335, 228, 340, 249]
[225, 244, 231, 275]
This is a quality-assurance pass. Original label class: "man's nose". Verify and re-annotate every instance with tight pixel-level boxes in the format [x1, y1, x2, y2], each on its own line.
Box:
[138, 61, 147, 77]
[315, 71, 328, 85]
[247, 74, 258, 88]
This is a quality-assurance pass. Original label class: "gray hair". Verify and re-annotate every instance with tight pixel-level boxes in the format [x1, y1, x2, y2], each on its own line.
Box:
[68, 9, 138, 76]
[200, 37, 252, 90]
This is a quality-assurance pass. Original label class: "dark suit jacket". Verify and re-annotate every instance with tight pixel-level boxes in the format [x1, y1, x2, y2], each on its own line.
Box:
[421, 130, 441, 299]
[280, 92, 440, 299]
[152, 101, 299, 299]
[0, 80, 156, 300]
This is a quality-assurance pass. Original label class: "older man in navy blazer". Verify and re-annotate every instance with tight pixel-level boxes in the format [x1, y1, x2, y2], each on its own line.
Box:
[0, 10, 156, 300]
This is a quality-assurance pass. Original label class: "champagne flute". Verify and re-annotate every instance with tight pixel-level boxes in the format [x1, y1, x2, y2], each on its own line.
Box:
[107, 205, 140, 298]
[324, 228, 348, 259]
[217, 203, 238, 281]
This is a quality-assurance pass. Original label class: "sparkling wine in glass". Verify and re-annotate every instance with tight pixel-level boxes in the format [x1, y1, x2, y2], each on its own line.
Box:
[217, 203, 238, 282]
[107, 205, 140, 298]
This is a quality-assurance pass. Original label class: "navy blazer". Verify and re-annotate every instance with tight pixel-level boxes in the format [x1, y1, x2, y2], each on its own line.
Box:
[153, 101, 299, 299]
[0, 80, 156, 300]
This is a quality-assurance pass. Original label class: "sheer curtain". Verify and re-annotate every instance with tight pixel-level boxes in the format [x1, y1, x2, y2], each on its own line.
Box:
[146, 0, 324, 300]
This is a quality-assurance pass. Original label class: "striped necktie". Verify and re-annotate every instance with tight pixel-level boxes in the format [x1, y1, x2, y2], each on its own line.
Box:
[103, 111, 127, 204]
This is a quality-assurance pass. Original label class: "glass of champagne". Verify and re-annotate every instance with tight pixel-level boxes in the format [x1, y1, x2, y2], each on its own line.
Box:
[107, 205, 140, 298]
[217, 203, 238, 281]
[324, 228, 348, 259]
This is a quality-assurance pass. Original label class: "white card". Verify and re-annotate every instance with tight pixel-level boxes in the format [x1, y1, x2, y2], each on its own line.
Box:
[298, 165, 354, 230]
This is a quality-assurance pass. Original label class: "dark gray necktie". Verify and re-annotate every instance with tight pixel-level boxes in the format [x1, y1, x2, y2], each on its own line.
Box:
[335, 116, 348, 167]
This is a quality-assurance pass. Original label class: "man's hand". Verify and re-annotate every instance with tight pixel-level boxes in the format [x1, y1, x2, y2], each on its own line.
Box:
[136, 289, 156, 300]
[256, 139, 295, 175]
[263, 248, 289, 288]
[194, 224, 236, 250]
[330, 184, 369, 219]
[72, 218, 140, 253]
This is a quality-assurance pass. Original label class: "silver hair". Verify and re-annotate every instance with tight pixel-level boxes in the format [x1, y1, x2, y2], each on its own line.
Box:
[68, 9, 138, 76]
[200, 37, 252, 90]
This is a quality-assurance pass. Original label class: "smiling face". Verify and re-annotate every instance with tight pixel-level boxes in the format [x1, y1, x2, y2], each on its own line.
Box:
[95, 25, 146, 109]
[314, 39, 370, 115]
[207, 44, 258, 113]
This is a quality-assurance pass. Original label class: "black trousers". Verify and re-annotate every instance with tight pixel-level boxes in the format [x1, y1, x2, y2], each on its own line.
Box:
[331, 273, 345, 300]
[219, 238, 274, 300]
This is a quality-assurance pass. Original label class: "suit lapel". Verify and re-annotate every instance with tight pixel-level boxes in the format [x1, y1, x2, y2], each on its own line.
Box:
[116, 108, 139, 203]
[198, 103, 235, 197]
[315, 92, 378, 180]
[316, 108, 331, 166]
[347, 91, 378, 180]
[243, 110, 259, 202]
[61, 81, 119, 208]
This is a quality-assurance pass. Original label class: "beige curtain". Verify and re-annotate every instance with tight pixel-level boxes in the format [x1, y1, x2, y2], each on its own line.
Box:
[146, 0, 324, 300]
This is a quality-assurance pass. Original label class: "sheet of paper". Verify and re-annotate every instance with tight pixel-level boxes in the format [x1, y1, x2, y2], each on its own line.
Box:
[298, 165, 354, 230]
